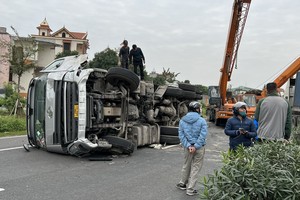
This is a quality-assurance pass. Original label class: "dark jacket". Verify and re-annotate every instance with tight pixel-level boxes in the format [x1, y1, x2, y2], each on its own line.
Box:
[224, 116, 257, 150]
[119, 46, 130, 62]
[129, 48, 145, 64]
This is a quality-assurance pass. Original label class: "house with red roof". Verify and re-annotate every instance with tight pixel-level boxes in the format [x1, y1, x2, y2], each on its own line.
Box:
[13, 18, 89, 96]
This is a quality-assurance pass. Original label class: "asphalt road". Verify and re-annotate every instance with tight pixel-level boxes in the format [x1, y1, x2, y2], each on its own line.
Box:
[0, 122, 228, 200]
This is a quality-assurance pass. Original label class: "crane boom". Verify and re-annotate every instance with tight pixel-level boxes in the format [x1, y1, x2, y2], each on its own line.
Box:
[207, 0, 252, 126]
[219, 0, 251, 105]
[261, 57, 300, 97]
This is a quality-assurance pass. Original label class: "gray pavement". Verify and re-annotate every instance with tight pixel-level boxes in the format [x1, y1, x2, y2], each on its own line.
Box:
[0, 122, 228, 200]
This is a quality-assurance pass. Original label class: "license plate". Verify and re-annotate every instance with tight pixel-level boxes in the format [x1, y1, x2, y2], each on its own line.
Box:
[74, 104, 78, 118]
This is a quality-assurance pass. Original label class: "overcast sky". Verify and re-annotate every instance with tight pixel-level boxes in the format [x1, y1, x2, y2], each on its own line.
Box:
[1, 0, 300, 89]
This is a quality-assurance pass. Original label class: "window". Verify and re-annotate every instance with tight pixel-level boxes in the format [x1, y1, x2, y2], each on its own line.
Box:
[42, 32, 45, 36]
[62, 32, 66, 38]
[63, 43, 71, 52]
[43, 58, 65, 71]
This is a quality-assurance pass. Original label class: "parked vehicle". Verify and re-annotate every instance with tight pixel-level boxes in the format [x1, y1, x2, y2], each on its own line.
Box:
[26, 54, 201, 156]
[291, 72, 300, 127]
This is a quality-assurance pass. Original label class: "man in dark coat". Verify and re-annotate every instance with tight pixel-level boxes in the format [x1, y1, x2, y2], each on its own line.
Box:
[224, 102, 257, 150]
[119, 40, 129, 69]
[129, 44, 145, 80]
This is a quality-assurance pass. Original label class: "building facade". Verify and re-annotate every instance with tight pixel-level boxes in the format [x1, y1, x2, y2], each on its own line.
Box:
[3, 18, 89, 96]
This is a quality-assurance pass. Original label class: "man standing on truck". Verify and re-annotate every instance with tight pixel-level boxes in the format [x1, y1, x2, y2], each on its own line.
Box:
[255, 82, 292, 141]
[129, 44, 145, 80]
[176, 101, 208, 196]
[119, 40, 130, 69]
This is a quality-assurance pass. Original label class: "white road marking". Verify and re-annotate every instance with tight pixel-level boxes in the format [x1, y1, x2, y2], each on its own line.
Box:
[0, 146, 24, 152]
[0, 188, 5, 192]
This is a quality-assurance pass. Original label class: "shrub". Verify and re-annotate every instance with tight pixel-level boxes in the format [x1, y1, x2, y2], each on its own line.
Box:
[291, 125, 300, 145]
[200, 142, 300, 200]
[0, 83, 26, 114]
[0, 116, 26, 132]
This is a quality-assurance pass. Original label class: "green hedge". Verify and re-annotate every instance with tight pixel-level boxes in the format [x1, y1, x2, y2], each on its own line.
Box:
[0, 116, 26, 132]
[200, 142, 300, 200]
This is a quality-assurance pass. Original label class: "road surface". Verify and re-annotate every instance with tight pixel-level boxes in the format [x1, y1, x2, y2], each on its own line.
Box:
[0, 122, 228, 200]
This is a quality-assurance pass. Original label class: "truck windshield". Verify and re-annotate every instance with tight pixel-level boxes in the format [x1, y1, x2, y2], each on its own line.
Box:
[243, 95, 256, 107]
[42, 58, 65, 71]
[34, 76, 47, 147]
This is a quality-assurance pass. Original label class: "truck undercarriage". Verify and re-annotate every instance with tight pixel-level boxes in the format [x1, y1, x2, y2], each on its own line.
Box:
[26, 55, 201, 156]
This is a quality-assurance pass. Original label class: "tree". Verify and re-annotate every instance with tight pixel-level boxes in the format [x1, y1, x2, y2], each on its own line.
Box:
[161, 68, 180, 83]
[195, 84, 208, 94]
[55, 50, 79, 59]
[8, 26, 37, 94]
[151, 75, 167, 86]
[89, 48, 118, 70]
[0, 26, 37, 115]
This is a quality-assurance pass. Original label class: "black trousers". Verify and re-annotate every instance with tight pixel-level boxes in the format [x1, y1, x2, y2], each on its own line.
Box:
[133, 62, 144, 80]
[121, 60, 128, 69]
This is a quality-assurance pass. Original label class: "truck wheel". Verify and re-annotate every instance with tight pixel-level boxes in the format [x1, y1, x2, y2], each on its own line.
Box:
[106, 67, 140, 91]
[164, 87, 183, 98]
[215, 119, 220, 126]
[102, 135, 135, 154]
[160, 135, 180, 145]
[181, 90, 196, 99]
[178, 83, 196, 92]
[206, 110, 211, 121]
[160, 126, 179, 136]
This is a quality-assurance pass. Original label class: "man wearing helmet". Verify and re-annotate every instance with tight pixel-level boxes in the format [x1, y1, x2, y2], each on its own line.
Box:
[224, 102, 257, 150]
[176, 101, 208, 196]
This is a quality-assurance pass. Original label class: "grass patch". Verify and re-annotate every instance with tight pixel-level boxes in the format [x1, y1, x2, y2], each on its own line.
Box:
[0, 130, 26, 138]
[0, 115, 26, 137]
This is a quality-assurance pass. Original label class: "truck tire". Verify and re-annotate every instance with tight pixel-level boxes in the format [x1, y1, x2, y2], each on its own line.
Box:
[206, 109, 215, 122]
[102, 135, 135, 154]
[178, 83, 196, 92]
[164, 87, 183, 98]
[160, 126, 179, 136]
[181, 90, 196, 99]
[106, 67, 140, 91]
[160, 135, 180, 145]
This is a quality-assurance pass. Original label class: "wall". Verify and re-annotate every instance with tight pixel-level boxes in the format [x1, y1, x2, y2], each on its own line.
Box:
[0, 27, 10, 90]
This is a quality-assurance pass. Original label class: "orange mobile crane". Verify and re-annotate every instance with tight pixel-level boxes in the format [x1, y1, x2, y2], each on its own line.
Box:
[207, 0, 252, 126]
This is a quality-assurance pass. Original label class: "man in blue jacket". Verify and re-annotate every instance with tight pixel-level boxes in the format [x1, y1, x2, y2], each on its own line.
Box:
[176, 101, 208, 196]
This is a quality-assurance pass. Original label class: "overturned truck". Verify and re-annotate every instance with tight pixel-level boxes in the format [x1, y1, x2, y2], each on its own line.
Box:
[26, 54, 202, 156]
